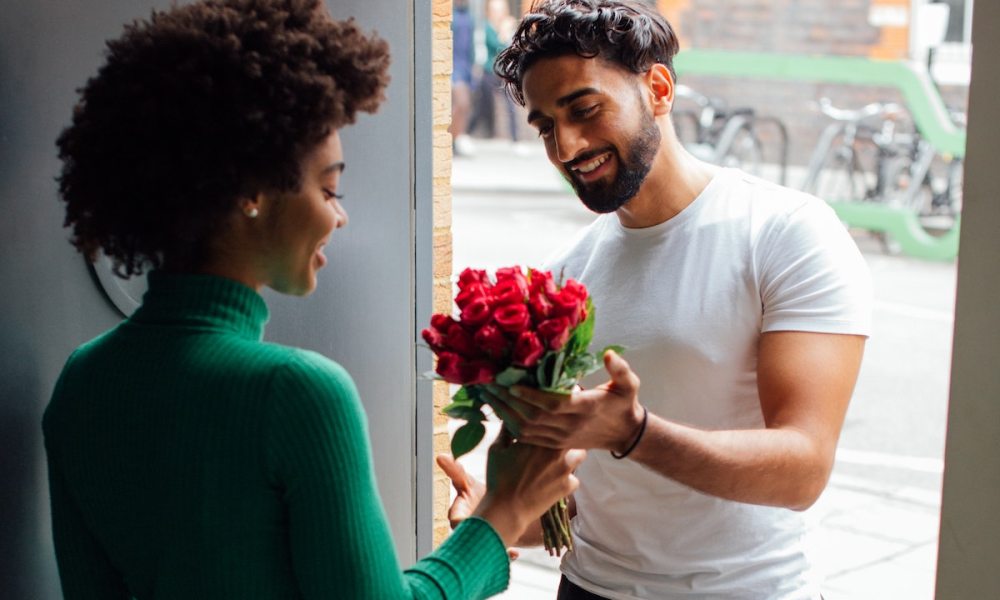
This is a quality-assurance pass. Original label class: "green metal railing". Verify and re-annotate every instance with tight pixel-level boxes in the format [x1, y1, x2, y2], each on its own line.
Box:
[675, 50, 965, 260]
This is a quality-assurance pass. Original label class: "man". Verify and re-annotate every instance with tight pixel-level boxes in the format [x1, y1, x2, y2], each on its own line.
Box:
[438, 1, 871, 598]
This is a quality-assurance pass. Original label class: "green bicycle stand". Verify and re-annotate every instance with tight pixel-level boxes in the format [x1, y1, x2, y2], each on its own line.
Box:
[675, 50, 965, 261]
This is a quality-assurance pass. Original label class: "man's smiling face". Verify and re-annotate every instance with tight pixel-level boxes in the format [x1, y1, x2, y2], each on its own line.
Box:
[523, 54, 661, 214]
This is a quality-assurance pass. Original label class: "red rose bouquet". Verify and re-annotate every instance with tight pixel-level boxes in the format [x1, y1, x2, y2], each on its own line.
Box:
[422, 266, 621, 555]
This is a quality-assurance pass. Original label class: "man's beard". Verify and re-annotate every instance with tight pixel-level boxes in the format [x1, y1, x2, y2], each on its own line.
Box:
[566, 109, 661, 214]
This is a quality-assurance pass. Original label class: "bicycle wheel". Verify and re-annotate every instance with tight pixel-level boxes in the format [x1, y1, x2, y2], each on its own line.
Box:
[933, 155, 963, 216]
[812, 142, 873, 204]
[671, 109, 701, 148]
[719, 125, 763, 176]
[881, 153, 959, 235]
[880, 154, 931, 213]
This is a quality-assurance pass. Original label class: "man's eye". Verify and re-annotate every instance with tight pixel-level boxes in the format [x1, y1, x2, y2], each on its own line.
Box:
[536, 124, 553, 138]
[573, 105, 598, 118]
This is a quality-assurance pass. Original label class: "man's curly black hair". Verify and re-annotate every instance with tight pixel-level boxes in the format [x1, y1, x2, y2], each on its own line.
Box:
[57, 0, 390, 276]
[495, 0, 679, 106]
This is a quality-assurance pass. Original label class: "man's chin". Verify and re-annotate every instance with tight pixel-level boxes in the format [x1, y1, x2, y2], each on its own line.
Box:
[575, 186, 631, 214]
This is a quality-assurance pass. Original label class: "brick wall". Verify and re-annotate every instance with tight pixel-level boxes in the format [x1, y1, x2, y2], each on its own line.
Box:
[655, 0, 969, 168]
[431, 0, 455, 547]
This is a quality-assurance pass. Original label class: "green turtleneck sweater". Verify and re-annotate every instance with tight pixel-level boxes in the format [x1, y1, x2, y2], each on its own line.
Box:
[43, 272, 508, 599]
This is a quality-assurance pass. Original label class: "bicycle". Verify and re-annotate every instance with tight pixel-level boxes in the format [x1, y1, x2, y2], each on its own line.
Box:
[801, 98, 962, 235]
[673, 84, 788, 184]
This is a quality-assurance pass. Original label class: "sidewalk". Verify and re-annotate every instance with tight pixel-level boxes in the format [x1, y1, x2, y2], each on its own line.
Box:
[450, 137, 944, 600]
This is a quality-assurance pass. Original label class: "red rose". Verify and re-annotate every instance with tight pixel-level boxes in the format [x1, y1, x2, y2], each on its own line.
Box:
[512, 331, 545, 367]
[458, 268, 491, 291]
[460, 297, 492, 328]
[444, 321, 479, 357]
[495, 266, 529, 296]
[551, 279, 588, 326]
[493, 303, 531, 334]
[529, 292, 553, 322]
[537, 316, 572, 350]
[423, 313, 458, 352]
[431, 313, 454, 331]
[455, 282, 489, 310]
[490, 279, 526, 307]
[529, 268, 558, 297]
[421, 327, 445, 352]
[436, 352, 497, 385]
[475, 324, 510, 359]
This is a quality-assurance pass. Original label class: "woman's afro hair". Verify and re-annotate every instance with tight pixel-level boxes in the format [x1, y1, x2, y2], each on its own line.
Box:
[57, 0, 390, 276]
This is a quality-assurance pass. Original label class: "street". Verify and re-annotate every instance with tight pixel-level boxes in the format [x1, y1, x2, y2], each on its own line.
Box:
[448, 139, 955, 599]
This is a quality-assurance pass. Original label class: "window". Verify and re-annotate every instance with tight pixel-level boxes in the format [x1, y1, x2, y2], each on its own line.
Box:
[916, 0, 974, 85]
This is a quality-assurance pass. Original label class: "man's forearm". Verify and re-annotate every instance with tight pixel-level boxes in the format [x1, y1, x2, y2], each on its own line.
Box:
[627, 415, 832, 511]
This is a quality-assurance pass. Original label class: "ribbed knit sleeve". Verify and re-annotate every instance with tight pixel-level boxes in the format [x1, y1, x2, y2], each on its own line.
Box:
[45, 359, 130, 600]
[264, 350, 509, 599]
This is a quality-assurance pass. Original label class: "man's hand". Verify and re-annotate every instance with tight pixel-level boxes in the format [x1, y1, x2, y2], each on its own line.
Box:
[485, 349, 644, 453]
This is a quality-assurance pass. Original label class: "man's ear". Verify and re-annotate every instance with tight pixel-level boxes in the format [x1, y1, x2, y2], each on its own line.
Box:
[646, 63, 674, 117]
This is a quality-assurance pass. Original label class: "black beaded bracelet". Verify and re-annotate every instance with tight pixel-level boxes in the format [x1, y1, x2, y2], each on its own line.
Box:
[611, 405, 648, 460]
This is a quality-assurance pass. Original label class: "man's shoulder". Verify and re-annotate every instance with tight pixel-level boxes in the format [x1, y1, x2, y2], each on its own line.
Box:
[721, 169, 822, 214]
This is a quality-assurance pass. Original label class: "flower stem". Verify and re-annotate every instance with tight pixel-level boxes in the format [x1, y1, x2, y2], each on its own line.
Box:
[540, 495, 573, 555]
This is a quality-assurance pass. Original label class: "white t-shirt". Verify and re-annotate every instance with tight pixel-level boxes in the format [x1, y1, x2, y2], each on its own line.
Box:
[547, 168, 872, 599]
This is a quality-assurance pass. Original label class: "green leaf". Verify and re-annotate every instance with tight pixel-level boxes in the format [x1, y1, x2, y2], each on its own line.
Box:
[443, 403, 486, 421]
[495, 367, 528, 387]
[535, 352, 556, 389]
[563, 353, 600, 380]
[601, 344, 627, 356]
[450, 386, 473, 406]
[539, 351, 575, 392]
[450, 421, 486, 458]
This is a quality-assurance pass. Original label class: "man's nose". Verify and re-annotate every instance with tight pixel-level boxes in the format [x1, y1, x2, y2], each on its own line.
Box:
[552, 123, 588, 165]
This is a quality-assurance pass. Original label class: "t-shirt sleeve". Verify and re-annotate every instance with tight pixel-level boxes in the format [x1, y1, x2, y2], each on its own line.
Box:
[264, 352, 508, 599]
[756, 199, 873, 336]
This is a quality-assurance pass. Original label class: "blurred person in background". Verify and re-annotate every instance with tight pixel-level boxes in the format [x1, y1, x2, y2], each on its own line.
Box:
[451, 0, 478, 156]
[468, 0, 529, 154]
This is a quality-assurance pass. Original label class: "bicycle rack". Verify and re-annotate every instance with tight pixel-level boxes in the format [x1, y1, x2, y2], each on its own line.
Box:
[675, 50, 966, 260]
[753, 116, 790, 186]
[827, 202, 960, 261]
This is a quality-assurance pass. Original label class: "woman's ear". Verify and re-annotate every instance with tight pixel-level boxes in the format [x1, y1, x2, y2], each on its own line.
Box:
[240, 192, 266, 220]
[646, 63, 674, 117]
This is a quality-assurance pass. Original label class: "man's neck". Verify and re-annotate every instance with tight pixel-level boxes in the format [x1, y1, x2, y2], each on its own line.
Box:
[615, 131, 718, 229]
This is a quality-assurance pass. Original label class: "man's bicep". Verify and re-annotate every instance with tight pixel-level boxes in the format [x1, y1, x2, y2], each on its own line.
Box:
[757, 330, 866, 454]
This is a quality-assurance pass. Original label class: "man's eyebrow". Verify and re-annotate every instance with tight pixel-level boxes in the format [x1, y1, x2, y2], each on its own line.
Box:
[526, 87, 601, 124]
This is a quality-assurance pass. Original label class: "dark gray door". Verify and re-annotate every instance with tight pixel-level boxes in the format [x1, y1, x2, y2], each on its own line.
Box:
[0, 2, 431, 597]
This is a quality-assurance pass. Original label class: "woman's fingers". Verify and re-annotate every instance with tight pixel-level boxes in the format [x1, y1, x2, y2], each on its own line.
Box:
[435, 453, 470, 495]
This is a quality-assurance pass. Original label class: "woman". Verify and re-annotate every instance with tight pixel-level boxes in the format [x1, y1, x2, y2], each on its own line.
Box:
[43, 1, 584, 598]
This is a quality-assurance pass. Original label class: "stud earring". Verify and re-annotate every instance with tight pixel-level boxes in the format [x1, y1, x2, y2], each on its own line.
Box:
[245, 207, 259, 218]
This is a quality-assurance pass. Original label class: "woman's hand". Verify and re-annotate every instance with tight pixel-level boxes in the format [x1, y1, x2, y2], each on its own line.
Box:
[464, 428, 585, 548]
[435, 453, 485, 529]
[437, 451, 545, 555]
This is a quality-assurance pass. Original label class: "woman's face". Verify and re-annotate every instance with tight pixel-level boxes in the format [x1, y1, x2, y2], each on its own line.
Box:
[261, 130, 347, 296]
